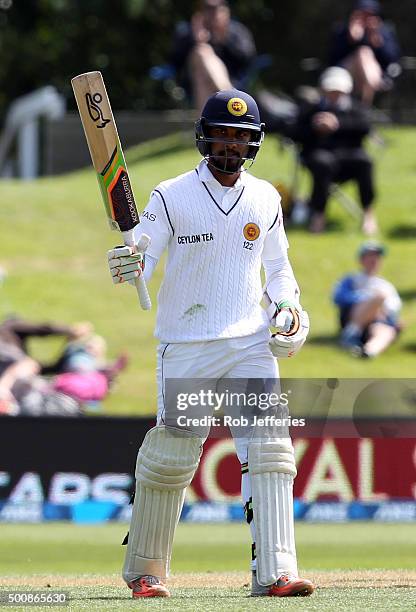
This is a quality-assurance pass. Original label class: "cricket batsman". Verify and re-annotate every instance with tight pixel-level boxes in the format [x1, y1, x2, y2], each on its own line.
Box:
[107, 89, 314, 598]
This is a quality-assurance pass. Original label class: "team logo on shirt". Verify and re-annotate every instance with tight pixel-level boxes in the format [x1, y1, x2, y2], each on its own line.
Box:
[243, 222, 260, 241]
[227, 97, 248, 117]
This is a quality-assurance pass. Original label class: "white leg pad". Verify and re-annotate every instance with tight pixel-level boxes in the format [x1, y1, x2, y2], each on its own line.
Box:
[248, 438, 298, 586]
[122, 426, 202, 583]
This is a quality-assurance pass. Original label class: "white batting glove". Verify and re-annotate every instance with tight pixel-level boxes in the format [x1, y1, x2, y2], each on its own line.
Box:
[108, 245, 144, 285]
[268, 301, 310, 359]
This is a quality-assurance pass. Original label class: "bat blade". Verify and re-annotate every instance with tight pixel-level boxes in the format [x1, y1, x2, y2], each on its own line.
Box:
[71, 71, 151, 310]
[71, 71, 138, 232]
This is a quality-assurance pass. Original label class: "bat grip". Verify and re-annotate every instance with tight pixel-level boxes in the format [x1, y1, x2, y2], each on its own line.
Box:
[135, 271, 152, 311]
[123, 231, 152, 310]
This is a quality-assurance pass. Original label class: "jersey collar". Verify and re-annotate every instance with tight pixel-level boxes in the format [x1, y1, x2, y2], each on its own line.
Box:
[195, 160, 247, 217]
[196, 159, 248, 189]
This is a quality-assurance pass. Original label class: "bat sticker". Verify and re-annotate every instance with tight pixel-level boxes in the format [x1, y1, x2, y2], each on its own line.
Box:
[86, 92, 110, 128]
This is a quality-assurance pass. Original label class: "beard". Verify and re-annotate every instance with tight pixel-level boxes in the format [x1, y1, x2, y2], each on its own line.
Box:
[209, 149, 244, 174]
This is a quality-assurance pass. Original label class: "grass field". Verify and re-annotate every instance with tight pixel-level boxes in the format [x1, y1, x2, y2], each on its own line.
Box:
[0, 523, 415, 610]
[0, 127, 416, 415]
[1, 130, 415, 612]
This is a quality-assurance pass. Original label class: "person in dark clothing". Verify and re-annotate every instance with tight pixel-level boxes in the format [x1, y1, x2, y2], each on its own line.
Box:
[171, 0, 256, 111]
[328, 0, 400, 105]
[294, 66, 377, 234]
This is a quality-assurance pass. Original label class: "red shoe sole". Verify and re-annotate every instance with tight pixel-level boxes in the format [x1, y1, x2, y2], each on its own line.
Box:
[132, 588, 170, 598]
[269, 579, 314, 597]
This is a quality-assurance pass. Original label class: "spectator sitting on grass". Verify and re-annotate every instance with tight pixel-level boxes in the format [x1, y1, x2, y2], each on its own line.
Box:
[46, 334, 129, 405]
[0, 318, 128, 415]
[332, 241, 402, 358]
[0, 317, 92, 414]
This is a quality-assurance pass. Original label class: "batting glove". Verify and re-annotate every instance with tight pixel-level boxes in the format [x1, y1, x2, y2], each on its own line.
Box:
[268, 301, 310, 359]
[108, 245, 144, 285]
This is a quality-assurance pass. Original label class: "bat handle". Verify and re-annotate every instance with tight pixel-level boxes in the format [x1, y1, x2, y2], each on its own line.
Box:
[274, 310, 294, 333]
[135, 272, 152, 311]
[123, 231, 152, 310]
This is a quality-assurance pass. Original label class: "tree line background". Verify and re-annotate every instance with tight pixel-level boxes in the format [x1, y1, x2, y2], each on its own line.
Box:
[0, 0, 415, 119]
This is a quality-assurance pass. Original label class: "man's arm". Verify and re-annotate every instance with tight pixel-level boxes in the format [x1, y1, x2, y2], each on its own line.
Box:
[337, 105, 371, 137]
[209, 20, 257, 83]
[1, 319, 91, 344]
[223, 21, 256, 68]
[373, 23, 401, 70]
[108, 192, 171, 286]
[134, 192, 172, 280]
[170, 21, 195, 72]
[329, 23, 357, 66]
[262, 254, 300, 308]
[290, 104, 320, 149]
[261, 204, 309, 357]
[262, 198, 298, 303]
[332, 275, 362, 307]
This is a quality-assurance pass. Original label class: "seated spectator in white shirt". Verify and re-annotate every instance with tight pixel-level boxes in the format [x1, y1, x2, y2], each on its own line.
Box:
[333, 242, 402, 357]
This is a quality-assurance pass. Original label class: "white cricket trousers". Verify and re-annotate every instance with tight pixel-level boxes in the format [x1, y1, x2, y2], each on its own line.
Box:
[156, 329, 298, 574]
[157, 329, 278, 459]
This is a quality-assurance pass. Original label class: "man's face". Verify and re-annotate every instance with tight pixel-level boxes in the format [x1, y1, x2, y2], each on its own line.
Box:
[360, 251, 382, 274]
[324, 90, 344, 105]
[202, 3, 230, 30]
[208, 125, 252, 173]
[353, 8, 379, 26]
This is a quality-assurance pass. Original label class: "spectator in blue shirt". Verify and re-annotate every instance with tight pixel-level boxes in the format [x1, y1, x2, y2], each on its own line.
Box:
[329, 0, 401, 105]
[333, 242, 402, 357]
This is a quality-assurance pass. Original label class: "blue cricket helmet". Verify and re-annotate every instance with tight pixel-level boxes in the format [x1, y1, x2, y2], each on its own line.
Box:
[195, 89, 265, 163]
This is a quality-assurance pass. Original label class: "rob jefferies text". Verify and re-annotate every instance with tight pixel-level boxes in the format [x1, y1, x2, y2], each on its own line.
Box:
[163, 380, 306, 435]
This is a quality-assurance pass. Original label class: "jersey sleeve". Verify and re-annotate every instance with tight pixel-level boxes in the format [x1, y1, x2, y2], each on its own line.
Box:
[133, 192, 172, 261]
[263, 254, 300, 307]
[332, 275, 360, 307]
[261, 191, 289, 261]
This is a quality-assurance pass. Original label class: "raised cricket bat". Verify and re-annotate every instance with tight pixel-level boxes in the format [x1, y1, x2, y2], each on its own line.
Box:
[71, 71, 151, 310]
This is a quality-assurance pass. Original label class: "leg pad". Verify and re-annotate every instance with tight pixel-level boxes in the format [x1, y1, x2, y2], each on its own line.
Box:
[248, 438, 297, 586]
[122, 426, 202, 583]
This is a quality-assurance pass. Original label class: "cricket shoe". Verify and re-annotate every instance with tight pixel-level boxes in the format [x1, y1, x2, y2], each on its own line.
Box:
[251, 570, 314, 597]
[128, 575, 170, 598]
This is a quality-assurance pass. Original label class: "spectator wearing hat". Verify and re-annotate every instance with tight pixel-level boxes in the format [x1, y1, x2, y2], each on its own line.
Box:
[171, 0, 256, 111]
[329, 0, 401, 105]
[294, 66, 377, 234]
[332, 242, 402, 357]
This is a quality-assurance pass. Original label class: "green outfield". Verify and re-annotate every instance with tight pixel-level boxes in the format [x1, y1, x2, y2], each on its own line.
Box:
[0, 523, 415, 610]
[0, 127, 416, 415]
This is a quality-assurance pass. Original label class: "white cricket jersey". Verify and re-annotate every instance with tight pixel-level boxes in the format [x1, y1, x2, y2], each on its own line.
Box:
[134, 160, 291, 343]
